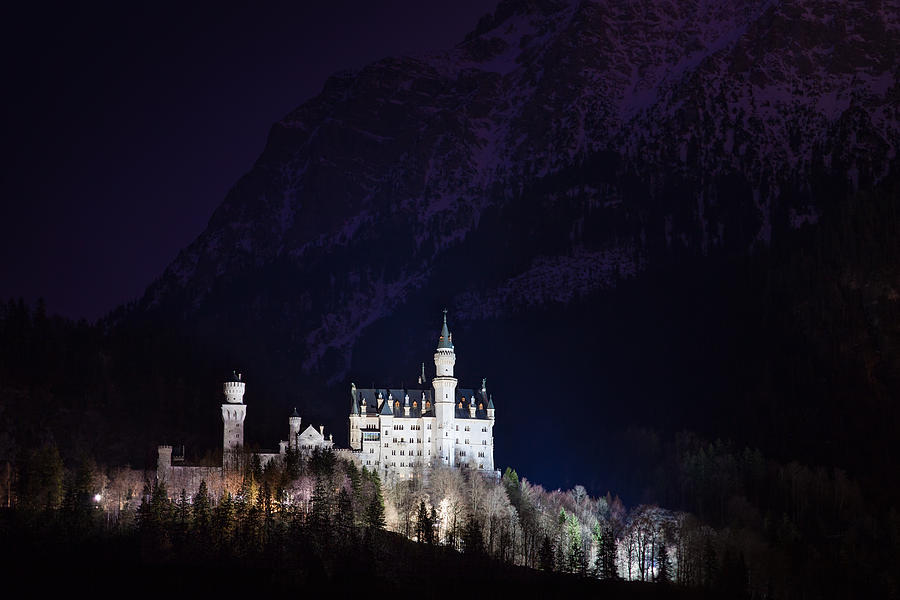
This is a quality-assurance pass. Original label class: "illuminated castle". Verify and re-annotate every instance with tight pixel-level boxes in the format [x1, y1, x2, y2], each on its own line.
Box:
[347, 311, 497, 480]
[156, 312, 497, 491]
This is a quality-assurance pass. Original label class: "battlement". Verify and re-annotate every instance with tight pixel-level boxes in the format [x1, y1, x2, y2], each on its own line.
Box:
[223, 380, 246, 404]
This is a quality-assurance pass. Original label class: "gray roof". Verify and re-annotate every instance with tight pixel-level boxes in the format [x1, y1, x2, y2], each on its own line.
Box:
[437, 311, 453, 349]
[353, 388, 434, 418]
[454, 387, 491, 419]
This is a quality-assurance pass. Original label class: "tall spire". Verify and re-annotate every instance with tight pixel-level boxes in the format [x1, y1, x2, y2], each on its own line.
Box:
[438, 309, 453, 349]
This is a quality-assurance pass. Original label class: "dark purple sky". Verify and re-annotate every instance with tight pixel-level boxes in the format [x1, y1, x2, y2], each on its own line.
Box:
[0, 1, 491, 321]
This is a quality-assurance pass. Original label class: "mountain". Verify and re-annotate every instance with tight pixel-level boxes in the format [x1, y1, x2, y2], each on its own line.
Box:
[116, 0, 899, 496]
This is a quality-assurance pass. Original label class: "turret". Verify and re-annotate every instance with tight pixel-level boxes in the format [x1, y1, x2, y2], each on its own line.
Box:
[487, 394, 495, 420]
[434, 310, 456, 378]
[224, 371, 246, 404]
[350, 382, 360, 415]
[289, 408, 302, 445]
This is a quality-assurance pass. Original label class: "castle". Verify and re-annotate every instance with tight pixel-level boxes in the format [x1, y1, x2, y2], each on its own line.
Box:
[348, 311, 497, 479]
[156, 311, 497, 490]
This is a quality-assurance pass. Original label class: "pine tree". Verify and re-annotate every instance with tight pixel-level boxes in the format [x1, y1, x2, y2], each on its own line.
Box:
[539, 536, 555, 572]
[657, 541, 672, 584]
[595, 524, 618, 580]
[416, 500, 429, 543]
[364, 468, 386, 531]
[192, 479, 211, 537]
[174, 488, 190, 548]
[310, 473, 333, 540]
[214, 491, 235, 552]
[463, 515, 484, 555]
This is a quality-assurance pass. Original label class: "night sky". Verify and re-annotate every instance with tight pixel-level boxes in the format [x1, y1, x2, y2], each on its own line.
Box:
[1, 1, 488, 321]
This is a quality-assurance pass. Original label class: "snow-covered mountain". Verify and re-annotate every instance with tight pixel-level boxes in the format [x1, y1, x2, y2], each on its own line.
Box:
[137, 0, 898, 386]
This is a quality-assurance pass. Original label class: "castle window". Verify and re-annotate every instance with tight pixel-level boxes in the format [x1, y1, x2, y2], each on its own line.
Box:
[479, 403, 483, 410]
[400, 450, 405, 456]
[482, 427, 487, 432]
[478, 452, 485, 458]
[427, 424, 432, 430]
[413, 401, 418, 408]
[464, 426, 470, 431]
[455, 425, 459, 431]
[426, 401, 431, 410]
[482, 440, 487, 445]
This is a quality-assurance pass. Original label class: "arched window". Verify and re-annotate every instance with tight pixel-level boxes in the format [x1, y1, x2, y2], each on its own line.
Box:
[413, 401, 418, 408]
[426, 400, 431, 410]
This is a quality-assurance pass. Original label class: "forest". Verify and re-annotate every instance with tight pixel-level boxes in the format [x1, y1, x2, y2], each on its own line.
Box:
[4, 435, 898, 598]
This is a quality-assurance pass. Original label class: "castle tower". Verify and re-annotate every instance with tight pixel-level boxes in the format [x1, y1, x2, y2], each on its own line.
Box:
[221, 371, 247, 468]
[157, 445, 172, 484]
[289, 407, 302, 448]
[433, 310, 458, 465]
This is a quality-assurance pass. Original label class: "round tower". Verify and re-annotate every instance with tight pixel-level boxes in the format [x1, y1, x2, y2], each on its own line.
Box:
[224, 371, 246, 404]
[289, 407, 302, 448]
[221, 371, 247, 466]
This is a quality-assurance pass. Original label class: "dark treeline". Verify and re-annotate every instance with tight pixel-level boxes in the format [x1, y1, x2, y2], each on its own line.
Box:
[4, 435, 899, 598]
[3, 448, 707, 599]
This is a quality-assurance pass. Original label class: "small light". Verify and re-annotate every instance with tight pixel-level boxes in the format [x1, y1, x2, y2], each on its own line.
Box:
[94, 494, 102, 502]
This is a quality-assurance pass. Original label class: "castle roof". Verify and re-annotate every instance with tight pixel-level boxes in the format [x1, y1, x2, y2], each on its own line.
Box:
[354, 388, 434, 418]
[437, 310, 453, 349]
[349, 386, 490, 419]
[454, 388, 491, 419]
